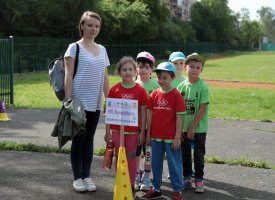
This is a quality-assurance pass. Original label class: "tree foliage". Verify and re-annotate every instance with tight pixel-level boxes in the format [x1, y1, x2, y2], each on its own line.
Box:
[191, 0, 234, 43]
[0, 0, 273, 49]
[0, 0, 96, 38]
[257, 6, 275, 42]
[98, 0, 150, 42]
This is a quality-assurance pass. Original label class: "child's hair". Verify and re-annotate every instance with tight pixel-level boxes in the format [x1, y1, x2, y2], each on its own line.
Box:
[137, 60, 154, 68]
[116, 56, 137, 74]
[156, 70, 175, 78]
[78, 11, 102, 38]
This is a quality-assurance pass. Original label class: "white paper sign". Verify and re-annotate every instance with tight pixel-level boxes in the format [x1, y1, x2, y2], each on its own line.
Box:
[105, 98, 138, 127]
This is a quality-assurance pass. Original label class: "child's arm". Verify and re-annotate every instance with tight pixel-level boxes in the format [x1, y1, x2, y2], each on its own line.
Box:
[104, 124, 112, 143]
[146, 110, 152, 145]
[138, 106, 146, 145]
[172, 114, 182, 150]
[187, 103, 207, 139]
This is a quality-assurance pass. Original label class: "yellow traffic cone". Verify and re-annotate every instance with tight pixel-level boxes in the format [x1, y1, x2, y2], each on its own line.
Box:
[113, 147, 133, 200]
[0, 100, 9, 121]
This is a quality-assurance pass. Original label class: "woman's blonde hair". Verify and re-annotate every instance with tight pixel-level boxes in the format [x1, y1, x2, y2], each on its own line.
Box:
[78, 11, 102, 38]
[116, 56, 137, 74]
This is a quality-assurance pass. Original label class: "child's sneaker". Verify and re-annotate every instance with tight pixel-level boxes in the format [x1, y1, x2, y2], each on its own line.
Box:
[140, 176, 150, 191]
[132, 186, 136, 199]
[173, 192, 183, 200]
[141, 188, 162, 199]
[134, 174, 140, 190]
[182, 178, 192, 190]
[195, 179, 205, 193]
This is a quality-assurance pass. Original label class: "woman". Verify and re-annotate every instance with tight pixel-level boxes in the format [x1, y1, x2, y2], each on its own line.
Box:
[64, 11, 109, 192]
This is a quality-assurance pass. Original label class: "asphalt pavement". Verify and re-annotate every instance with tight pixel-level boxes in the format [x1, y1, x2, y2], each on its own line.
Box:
[0, 109, 275, 200]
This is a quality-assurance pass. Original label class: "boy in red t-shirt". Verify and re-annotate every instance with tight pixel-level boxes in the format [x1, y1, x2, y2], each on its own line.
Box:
[142, 62, 186, 200]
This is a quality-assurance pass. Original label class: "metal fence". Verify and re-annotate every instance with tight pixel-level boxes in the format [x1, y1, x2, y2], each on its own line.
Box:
[262, 43, 275, 51]
[13, 37, 228, 73]
[0, 36, 14, 105]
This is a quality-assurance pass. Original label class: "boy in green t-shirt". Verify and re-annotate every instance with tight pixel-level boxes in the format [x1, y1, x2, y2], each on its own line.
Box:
[177, 53, 209, 193]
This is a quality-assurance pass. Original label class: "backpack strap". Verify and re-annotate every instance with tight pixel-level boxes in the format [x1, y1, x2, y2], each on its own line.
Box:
[73, 43, 80, 79]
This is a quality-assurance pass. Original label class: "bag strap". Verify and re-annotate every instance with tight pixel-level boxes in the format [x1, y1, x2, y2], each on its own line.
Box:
[73, 43, 80, 79]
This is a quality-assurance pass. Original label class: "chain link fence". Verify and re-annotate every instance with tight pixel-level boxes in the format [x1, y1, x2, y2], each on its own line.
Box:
[13, 37, 228, 73]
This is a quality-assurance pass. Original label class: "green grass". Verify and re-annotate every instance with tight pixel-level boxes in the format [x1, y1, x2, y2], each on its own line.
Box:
[0, 141, 70, 154]
[1, 141, 274, 170]
[11, 51, 275, 121]
[202, 51, 275, 84]
[205, 155, 274, 170]
[209, 87, 275, 121]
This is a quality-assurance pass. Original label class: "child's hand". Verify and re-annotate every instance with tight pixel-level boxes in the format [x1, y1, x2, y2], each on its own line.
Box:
[103, 101, 106, 117]
[104, 132, 112, 143]
[138, 132, 145, 145]
[187, 128, 195, 140]
[145, 136, 151, 146]
[172, 138, 181, 150]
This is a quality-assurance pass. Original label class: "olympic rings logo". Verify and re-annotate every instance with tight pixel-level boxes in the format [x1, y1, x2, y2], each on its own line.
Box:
[122, 94, 134, 99]
[157, 100, 168, 106]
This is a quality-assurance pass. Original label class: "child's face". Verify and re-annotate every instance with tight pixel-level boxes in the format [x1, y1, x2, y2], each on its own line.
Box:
[184, 60, 203, 80]
[157, 71, 174, 90]
[119, 62, 137, 84]
[137, 62, 152, 79]
[173, 59, 185, 72]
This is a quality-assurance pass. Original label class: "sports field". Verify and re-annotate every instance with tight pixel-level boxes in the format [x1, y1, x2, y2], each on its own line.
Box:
[13, 51, 275, 121]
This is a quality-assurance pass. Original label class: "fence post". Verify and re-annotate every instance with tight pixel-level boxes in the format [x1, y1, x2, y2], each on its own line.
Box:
[34, 43, 37, 71]
[9, 36, 14, 104]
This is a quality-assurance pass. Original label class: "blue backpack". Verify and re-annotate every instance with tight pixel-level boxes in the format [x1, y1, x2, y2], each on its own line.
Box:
[48, 43, 79, 101]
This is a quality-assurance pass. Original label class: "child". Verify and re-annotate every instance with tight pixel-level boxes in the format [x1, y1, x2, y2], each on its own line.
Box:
[167, 51, 190, 179]
[134, 51, 159, 191]
[177, 53, 209, 193]
[142, 62, 186, 200]
[104, 56, 148, 194]
[169, 51, 187, 88]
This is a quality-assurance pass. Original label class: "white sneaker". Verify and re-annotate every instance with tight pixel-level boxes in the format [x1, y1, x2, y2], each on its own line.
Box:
[83, 177, 96, 191]
[73, 178, 86, 192]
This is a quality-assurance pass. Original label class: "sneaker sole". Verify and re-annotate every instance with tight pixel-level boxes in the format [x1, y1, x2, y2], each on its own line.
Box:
[140, 196, 162, 200]
[182, 186, 192, 190]
[140, 188, 150, 191]
[73, 187, 86, 192]
[86, 188, 96, 192]
[195, 189, 204, 193]
[140, 185, 150, 191]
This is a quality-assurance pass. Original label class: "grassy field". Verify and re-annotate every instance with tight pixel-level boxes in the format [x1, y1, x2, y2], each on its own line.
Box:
[12, 51, 275, 121]
[202, 51, 275, 84]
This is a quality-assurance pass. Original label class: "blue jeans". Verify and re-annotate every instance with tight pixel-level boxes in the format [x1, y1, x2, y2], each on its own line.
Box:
[151, 140, 183, 192]
[181, 133, 206, 180]
[70, 110, 100, 180]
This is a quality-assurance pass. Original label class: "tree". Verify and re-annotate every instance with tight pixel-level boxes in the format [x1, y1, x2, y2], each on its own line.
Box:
[98, 0, 150, 42]
[240, 20, 260, 49]
[0, 0, 97, 38]
[190, 0, 234, 43]
[257, 7, 275, 42]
